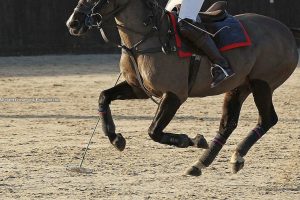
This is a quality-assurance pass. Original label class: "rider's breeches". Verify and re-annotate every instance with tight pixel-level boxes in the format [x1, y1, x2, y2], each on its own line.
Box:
[179, 0, 204, 21]
[166, 0, 204, 22]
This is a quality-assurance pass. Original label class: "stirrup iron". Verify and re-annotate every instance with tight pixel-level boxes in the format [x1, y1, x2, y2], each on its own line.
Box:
[211, 64, 229, 77]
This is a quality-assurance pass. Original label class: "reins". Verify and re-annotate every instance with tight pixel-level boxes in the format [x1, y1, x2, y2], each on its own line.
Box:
[80, 0, 169, 105]
[87, 0, 166, 53]
[74, 0, 217, 105]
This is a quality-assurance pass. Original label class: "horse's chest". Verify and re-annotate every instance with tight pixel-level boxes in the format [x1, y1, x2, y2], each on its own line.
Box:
[120, 55, 139, 87]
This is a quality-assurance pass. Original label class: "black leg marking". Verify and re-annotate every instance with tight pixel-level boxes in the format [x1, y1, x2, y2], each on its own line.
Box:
[237, 80, 278, 157]
[148, 92, 208, 148]
[199, 85, 251, 167]
[98, 81, 148, 151]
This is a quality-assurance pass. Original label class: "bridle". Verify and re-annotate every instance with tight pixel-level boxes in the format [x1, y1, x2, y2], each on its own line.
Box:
[75, 0, 168, 50]
[74, 0, 169, 104]
[72, 0, 228, 104]
[87, 1, 128, 29]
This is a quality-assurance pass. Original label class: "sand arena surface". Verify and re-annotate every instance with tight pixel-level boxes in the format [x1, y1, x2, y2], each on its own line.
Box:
[0, 55, 299, 199]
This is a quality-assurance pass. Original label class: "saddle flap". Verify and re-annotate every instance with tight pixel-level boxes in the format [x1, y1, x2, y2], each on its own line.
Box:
[199, 1, 228, 23]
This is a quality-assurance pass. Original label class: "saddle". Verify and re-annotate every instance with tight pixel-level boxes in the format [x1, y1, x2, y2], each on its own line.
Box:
[171, 1, 228, 23]
[166, 1, 228, 56]
[166, 1, 251, 57]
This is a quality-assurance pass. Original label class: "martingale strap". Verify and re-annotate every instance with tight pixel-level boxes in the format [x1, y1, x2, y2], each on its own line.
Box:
[88, 0, 201, 105]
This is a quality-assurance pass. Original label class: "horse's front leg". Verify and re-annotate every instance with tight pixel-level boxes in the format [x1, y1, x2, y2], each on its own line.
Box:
[99, 81, 148, 151]
[148, 92, 208, 148]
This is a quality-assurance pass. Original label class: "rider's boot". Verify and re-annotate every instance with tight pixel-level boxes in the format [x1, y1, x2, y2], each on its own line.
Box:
[178, 19, 235, 88]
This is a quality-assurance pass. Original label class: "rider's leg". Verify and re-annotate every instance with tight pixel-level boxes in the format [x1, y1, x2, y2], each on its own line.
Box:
[178, 0, 235, 88]
[179, 0, 205, 21]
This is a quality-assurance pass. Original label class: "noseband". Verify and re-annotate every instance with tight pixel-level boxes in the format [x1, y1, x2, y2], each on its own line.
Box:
[74, 0, 128, 28]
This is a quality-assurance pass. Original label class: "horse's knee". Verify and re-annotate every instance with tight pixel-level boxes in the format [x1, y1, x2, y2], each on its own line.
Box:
[148, 127, 164, 142]
[99, 90, 111, 108]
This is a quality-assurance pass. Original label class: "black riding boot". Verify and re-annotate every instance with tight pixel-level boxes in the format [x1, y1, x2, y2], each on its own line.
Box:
[178, 19, 235, 88]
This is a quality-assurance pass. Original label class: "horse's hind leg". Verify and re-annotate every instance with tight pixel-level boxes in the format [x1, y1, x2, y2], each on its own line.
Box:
[186, 85, 251, 176]
[99, 81, 148, 151]
[148, 92, 208, 148]
[231, 79, 278, 173]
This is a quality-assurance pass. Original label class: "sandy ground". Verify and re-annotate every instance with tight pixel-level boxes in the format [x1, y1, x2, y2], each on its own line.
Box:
[0, 54, 299, 200]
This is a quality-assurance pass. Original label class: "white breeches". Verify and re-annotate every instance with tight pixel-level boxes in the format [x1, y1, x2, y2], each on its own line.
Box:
[166, 0, 205, 21]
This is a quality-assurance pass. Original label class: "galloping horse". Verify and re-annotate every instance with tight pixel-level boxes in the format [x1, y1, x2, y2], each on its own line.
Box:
[66, 0, 298, 176]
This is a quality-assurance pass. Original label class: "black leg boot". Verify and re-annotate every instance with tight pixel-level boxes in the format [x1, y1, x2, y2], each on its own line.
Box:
[178, 19, 235, 88]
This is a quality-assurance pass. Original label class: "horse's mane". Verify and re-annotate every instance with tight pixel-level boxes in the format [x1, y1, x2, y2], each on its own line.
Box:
[156, 0, 169, 7]
[100, 0, 169, 44]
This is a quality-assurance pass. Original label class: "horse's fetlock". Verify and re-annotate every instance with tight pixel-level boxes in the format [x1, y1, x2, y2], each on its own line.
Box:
[230, 151, 245, 173]
[193, 161, 207, 169]
[230, 151, 244, 164]
[148, 129, 164, 142]
[177, 134, 191, 147]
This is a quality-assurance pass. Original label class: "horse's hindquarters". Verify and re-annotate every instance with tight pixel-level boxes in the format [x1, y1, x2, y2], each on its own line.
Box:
[237, 14, 299, 91]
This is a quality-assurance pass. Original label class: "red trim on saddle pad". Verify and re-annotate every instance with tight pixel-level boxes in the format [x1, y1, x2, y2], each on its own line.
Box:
[168, 13, 252, 57]
[219, 21, 252, 52]
[168, 13, 193, 58]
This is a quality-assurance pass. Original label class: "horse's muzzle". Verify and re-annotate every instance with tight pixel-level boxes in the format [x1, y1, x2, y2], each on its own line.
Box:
[68, 20, 81, 29]
[66, 11, 89, 36]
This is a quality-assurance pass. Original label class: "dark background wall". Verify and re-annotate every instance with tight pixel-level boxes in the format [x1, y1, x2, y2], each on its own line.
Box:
[0, 0, 116, 56]
[0, 0, 299, 56]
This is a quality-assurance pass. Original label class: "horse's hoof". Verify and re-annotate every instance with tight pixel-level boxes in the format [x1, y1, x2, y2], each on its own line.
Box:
[192, 134, 209, 149]
[185, 166, 202, 176]
[111, 133, 126, 151]
[230, 152, 245, 173]
[231, 161, 244, 174]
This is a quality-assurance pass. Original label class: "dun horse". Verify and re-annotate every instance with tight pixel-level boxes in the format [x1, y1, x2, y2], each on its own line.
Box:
[66, 0, 298, 176]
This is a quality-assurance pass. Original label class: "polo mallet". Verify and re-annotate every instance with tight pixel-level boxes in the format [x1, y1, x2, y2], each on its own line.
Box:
[66, 73, 122, 173]
[66, 118, 100, 173]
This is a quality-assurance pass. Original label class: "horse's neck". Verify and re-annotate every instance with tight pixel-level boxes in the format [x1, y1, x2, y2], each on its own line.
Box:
[115, 0, 158, 47]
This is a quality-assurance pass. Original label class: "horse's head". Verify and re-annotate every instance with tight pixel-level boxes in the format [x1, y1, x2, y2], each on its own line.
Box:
[66, 0, 94, 36]
[66, 0, 129, 36]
